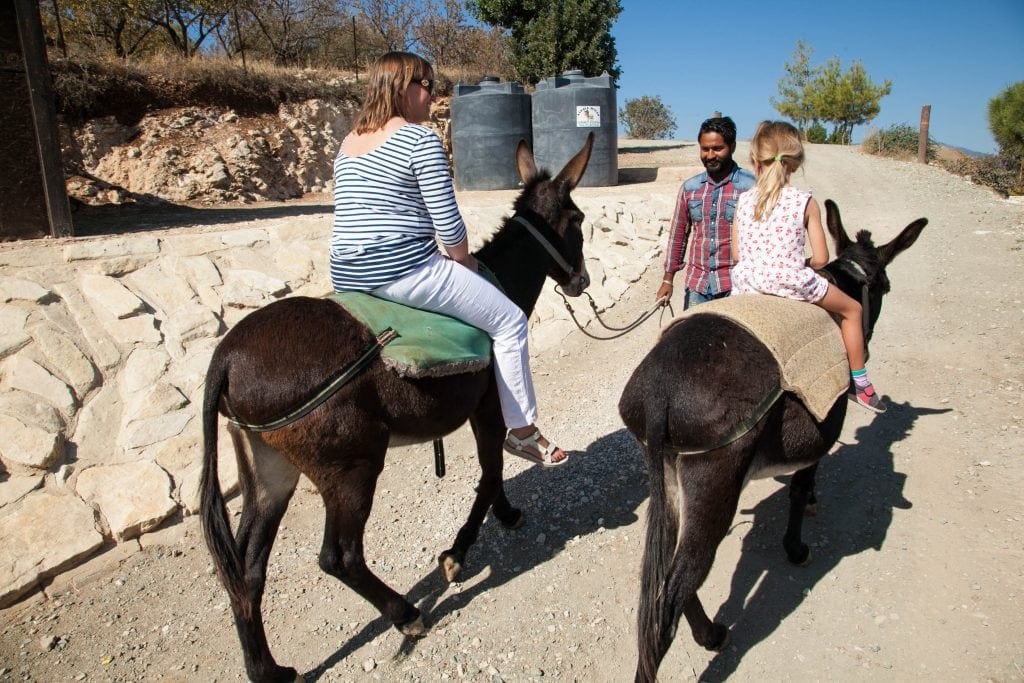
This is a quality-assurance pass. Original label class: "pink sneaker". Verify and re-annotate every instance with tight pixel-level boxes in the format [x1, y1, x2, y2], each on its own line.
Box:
[849, 382, 887, 414]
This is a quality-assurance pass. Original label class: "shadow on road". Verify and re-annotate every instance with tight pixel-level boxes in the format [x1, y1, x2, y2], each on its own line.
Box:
[697, 399, 951, 681]
[71, 197, 332, 236]
[303, 427, 649, 680]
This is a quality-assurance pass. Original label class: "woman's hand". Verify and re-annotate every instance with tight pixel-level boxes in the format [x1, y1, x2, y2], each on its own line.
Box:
[444, 239, 478, 272]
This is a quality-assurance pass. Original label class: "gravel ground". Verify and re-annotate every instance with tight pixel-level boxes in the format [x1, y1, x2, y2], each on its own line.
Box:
[1, 142, 1023, 682]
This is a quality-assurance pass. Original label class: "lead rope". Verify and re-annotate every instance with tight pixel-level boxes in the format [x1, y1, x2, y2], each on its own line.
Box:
[554, 286, 674, 340]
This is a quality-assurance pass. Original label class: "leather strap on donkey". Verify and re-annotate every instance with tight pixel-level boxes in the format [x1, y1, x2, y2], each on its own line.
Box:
[227, 328, 398, 432]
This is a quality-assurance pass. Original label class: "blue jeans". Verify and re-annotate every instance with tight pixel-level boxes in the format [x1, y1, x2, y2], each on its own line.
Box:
[684, 289, 730, 310]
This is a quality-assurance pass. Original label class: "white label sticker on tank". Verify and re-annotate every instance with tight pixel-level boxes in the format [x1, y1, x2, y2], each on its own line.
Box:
[576, 106, 601, 127]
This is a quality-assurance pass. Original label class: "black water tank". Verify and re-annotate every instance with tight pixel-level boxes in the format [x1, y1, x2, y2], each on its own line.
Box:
[532, 70, 617, 187]
[451, 77, 532, 191]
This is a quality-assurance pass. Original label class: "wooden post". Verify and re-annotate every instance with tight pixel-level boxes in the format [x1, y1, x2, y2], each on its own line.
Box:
[0, 0, 73, 239]
[917, 105, 931, 164]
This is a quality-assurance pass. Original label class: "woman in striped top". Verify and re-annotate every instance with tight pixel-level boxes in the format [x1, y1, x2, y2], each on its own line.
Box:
[330, 52, 567, 467]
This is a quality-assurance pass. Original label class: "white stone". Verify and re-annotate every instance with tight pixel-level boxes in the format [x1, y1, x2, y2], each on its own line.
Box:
[0, 415, 62, 470]
[75, 461, 178, 541]
[0, 276, 51, 303]
[120, 347, 170, 397]
[164, 301, 222, 354]
[28, 324, 100, 400]
[220, 229, 270, 248]
[0, 474, 42, 509]
[0, 389, 65, 433]
[105, 313, 162, 345]
[123, 382, 188, 423]
[2, 356, 76, 416]
[125, 261, 198, 317]
[0, 331, 31, 360]
[166, 255, 223, 312]
[51, 282, 122, 371]
[79, 272, 146, 319]
[0, 491, 104, 608]
[72, 383, 133, 466]
[62, 237, 160, 262]
[119, 409, 193, 451]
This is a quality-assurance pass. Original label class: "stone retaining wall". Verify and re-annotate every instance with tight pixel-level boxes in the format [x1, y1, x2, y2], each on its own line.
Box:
[0, 189, 674, 608]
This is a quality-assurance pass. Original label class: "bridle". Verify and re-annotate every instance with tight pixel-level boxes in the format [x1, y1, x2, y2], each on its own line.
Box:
[830, 258, 873, 342]
[510, 215, 587, 294]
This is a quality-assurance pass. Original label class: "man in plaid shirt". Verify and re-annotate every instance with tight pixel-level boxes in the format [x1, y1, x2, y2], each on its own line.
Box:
[656, 116, 755, 309]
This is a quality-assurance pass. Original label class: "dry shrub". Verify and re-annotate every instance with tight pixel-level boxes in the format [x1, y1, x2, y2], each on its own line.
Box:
[51, 56, 361, 125]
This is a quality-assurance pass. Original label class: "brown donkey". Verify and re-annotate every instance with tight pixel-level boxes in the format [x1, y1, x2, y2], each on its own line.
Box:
[201, 135, 593, 682]
[619, 200, 927, 682]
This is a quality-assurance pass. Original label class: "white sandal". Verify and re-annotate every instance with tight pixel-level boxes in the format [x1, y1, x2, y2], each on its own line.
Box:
[503, 429, 569, 468]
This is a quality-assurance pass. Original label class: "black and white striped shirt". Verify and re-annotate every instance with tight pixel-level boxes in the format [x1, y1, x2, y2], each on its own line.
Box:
[330, 124, 467, 291]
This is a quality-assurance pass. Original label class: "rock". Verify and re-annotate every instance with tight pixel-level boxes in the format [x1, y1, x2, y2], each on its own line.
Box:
[0, 473, 43, 509]
[125, 261, 198, 318]
[28, 323, 100, 400]
[120, 347, 171, 397]
[0, 491, 104, 608]
[0, 415, 63, 470]
[79, 272, 146, 320]
[75, 461, 178, 541]
[50, 283, 122, 371]
[0, 276, 51, 303]
[2, 355, 76, 416]
[63, 238, 160, 263]
[119, 409, 193, 451]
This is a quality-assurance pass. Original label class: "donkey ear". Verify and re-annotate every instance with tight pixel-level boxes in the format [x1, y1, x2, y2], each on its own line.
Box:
[553, 132, 594, 191]
[516, 139, 538, 183]
[877, 217, 927, 266]
[825, 199, 853, 254]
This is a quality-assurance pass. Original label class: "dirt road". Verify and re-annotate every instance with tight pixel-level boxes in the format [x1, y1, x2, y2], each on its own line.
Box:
[2, 143, 1022, 682]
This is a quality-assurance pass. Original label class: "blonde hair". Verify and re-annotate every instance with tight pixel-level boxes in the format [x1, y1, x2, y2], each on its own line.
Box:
[353, 52, 433, 133]
[749, 120, 805, 221]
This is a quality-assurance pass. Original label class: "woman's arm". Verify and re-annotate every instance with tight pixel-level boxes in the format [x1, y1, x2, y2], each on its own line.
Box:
[804, 197, 829, 269]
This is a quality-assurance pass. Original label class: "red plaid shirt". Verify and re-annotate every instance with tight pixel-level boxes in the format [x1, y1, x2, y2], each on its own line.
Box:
[664, 163, 755, 295]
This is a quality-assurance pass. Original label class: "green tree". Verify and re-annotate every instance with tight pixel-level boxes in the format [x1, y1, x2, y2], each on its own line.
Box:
[807, 58, 891, 144]
[619, 95, 676, 139]
[467, 0, 621, 85]
[988, 81, 1024, 185]
[771, 40, 818, 139]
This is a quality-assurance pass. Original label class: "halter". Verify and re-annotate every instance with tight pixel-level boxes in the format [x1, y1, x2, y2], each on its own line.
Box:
[510, 215, 587, 292]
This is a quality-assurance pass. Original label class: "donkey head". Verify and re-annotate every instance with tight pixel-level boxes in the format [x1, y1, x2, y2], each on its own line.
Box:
[823, 199, 928, 343]
[510, 132, 594, 296]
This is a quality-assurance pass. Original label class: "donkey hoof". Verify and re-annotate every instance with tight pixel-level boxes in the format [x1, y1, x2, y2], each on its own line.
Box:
[438, 552, 463, 582]
[702, 624, 731, 652]
[497, 508, 525, 530]
[786, 543, 812, 566]
[397, 614, 427, 637]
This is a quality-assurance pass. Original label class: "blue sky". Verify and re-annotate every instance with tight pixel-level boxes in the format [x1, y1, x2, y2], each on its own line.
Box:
[611, 0, 1024, 153]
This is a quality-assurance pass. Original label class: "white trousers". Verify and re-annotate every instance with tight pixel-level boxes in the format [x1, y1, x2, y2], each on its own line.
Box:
[373, 253, 538, 428]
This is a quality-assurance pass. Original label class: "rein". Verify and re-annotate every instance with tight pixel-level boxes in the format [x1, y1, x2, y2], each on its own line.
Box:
[227, 328, 398, 432]
[554, 286, 674, 340]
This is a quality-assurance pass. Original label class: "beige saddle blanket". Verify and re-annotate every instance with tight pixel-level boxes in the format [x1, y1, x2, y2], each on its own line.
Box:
[671, 293, 849, 421]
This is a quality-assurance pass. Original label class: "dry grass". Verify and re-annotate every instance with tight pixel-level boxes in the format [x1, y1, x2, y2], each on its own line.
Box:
[52, 55, 362, 124]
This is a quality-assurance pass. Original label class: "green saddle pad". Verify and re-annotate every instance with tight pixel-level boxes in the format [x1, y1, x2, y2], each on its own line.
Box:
[328, 292, 493, 378]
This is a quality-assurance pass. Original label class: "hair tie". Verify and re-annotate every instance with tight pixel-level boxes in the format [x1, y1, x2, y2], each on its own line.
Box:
[774, 154, 784, 162]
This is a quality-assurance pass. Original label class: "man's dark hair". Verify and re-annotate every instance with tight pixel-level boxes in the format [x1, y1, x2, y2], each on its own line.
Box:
[698, 116, 737, 146]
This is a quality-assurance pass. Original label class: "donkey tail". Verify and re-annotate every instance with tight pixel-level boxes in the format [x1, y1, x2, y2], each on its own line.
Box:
[635, 396, 679, 683]
[199, 351, 247, 612]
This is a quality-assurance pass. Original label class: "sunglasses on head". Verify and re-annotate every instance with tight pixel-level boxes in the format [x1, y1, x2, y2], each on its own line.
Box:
[412, 77, 435, 94]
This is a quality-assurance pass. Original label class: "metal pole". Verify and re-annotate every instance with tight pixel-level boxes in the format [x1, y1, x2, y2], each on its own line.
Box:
[917, 105, 931, 164]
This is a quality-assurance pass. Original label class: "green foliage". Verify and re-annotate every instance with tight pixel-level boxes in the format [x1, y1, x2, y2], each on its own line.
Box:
[772, 42, 891, 144]
[467, 0, 621, 85]
[988, 82, 1024, 185]
[805, 121, 827, 143]
[619, 96, 677, 139]
[770, 40, 816, 137]
[862, 124, 936, 161]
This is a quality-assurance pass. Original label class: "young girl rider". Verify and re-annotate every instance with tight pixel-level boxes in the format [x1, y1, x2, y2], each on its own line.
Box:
[730, 120, 885, 413]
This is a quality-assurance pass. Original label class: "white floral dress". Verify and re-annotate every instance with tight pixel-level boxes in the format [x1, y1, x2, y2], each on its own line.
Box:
[732, 186, 829, 303]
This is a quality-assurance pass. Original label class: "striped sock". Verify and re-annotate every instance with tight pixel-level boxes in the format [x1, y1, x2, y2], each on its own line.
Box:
[851, 367, 870, 389]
